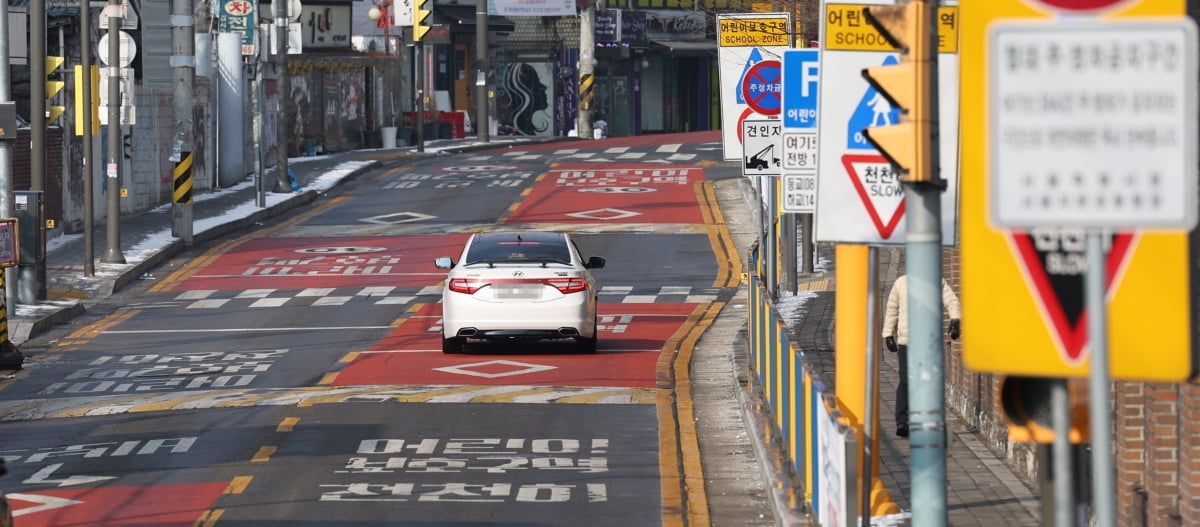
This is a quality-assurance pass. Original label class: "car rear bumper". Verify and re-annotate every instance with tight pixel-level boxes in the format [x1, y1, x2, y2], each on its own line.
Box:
[442, 294, 596, 339]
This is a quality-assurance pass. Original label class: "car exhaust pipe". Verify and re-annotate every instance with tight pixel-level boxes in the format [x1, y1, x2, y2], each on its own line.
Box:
[558, 328, 579, 337]
[457, 328, 478, 337]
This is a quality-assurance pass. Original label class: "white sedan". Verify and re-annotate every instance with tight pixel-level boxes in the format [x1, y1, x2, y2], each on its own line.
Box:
[435, 231, 605, 354]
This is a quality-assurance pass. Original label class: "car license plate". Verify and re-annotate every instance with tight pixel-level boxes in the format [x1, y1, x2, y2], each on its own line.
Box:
[497, 285, 540, 299]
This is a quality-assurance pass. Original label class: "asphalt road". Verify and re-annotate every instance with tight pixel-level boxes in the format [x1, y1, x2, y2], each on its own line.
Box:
[0, 140, 766, 526]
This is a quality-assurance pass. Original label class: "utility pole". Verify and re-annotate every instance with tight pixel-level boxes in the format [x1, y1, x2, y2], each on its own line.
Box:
[171, 0, 195, 243]
[102, 0, 126, 264]
[577, 0, 594, 140]
[862, 1, 944, 524]
[81, 0, 95, 276]
[0, 0, 16, 306]
[274, 0, 290, 193]
[474, 0, 488, 142]
[26, 0, 47, 300]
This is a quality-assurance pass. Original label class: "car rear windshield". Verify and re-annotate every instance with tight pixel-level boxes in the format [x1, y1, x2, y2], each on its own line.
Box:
[465, 234, 572, 265]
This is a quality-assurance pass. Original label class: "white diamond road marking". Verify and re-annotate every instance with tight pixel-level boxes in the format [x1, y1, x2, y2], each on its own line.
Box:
[434, 360, 557, 379]
[361, 211, 436, 225]
[567, 208, 641, 221]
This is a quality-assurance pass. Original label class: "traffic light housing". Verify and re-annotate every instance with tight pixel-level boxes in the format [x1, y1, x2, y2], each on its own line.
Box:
[1000, 376, 1090, 444]
[412, 0, 431, 42]
[46, 56, 66, 126]
[860, 1, 933, 183]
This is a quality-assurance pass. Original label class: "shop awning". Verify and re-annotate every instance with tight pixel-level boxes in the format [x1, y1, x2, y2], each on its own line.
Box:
[650, 40, 717, 55]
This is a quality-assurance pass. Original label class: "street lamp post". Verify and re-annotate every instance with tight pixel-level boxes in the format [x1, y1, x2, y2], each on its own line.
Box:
[367, 3, 391, 56]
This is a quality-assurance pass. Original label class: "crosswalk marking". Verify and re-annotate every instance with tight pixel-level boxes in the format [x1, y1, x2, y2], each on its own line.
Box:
[171, 285, 719, 309]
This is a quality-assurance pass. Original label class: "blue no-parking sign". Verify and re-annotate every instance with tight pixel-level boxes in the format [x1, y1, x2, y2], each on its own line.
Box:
[782, 49, 820, 129]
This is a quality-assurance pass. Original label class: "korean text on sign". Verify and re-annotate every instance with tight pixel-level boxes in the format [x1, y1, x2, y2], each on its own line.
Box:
[719, 18, 789, 47]
[823, 4, 959, 53]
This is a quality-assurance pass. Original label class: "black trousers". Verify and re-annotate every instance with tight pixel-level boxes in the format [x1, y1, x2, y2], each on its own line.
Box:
[895, 344, 908, 428]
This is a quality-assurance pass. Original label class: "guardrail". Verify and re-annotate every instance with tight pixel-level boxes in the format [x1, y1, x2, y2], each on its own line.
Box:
[747, 248, 857, 526]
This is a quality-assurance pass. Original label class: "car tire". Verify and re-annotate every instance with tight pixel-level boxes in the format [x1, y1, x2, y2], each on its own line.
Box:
[576, 336, 597, 354]
[442, 337, 464, 354]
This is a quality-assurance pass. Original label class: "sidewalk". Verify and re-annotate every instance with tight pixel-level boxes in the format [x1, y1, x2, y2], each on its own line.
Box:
[9, 136, 545, 343]
[777, 243, 1042, 526]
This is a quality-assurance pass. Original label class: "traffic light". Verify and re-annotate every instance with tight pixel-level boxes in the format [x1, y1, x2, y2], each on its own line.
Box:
[412, 0, 431, 42]
[860, 1, 933, 183]
[1000, 376, 1089, 444]
[46, 56, 66, 126]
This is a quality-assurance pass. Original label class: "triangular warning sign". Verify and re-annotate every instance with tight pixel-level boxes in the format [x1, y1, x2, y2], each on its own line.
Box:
[842, 154, 905, 239]
[1008, 230, 1137, 365]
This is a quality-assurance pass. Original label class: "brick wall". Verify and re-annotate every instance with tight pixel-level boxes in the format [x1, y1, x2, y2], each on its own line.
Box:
[1116, 381, 1147, 526]
[1181, 381, 1200, 527]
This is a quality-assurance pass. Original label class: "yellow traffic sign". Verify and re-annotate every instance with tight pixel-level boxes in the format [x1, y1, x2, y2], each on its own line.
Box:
[718, 16, 789, 47]
[823, 3, 958, 53]
[959, 0, 1194, 381]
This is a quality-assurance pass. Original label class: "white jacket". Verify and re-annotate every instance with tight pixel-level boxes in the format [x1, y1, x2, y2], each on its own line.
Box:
[882, 275, 962, 346]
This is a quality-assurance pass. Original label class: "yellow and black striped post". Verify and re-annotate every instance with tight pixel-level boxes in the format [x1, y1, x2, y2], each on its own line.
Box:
[173, 151, 194, 205]
[0, 270, 23, 369]
[579, 72, 594, 112]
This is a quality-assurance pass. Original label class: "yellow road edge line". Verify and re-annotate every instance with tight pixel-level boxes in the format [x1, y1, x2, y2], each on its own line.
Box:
[277, 417, 300, 432]
[193, 509, 223, 527]
[697, 180, 743, 288]
[338, 352, 360, 364]
[316, 372, 339, 386]
[675, 301, 724, 527]
[225, 476, 253, 494]
[65, 308, 137, 340]
[251, 446, 277, 463]
[657, 391, 685, 527]
[151, 240, 237, 293]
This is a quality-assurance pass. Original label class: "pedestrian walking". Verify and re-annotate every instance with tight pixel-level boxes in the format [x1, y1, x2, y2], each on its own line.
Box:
[882, 274, 961, 437]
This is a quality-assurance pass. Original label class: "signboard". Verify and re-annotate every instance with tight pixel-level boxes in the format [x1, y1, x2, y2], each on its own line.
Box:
[8, 8, 27, 65]
[814, 1, 960, 245]
[0, 218, 18, 267]
[488, 0, 575, 17]
[958, 0, 1195, 381]
[716, 13, 791, 161]
[218, 0, 256, 55]
[742, 120, 782, 177]
[596, 10, 620, 42]
[988, 20, 1198, 230]
[0, 102, 15, 140]
[98, 67, 136, 125]
[781, 49, 820, 214]
[300, 4, 352, 48]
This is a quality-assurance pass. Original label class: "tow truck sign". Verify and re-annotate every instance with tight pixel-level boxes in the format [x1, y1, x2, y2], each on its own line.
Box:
[741, 120, 782, 177]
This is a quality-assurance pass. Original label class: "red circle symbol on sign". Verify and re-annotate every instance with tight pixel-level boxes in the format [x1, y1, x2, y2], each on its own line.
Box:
[741, 60, 783, 116]
[1028, 0, 1126, 11]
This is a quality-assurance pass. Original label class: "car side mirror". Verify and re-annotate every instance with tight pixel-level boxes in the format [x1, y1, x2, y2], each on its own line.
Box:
[434, 257, 454, 269]
[585, 256, 606, 269]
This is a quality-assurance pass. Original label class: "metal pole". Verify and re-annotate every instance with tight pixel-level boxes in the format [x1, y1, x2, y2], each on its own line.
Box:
[765, 177, 777, 298]
[81, 2, 95, 275]
[577, 1, 594, 139]
[861, 245, 879, 526]
[474, 0, 488, 142]
[274, 0, 290, 192]
[252, 55, 265, 207]
[416, 41, 424, 152]
[25, 0, 47, 300]
[1051, 378, 1075, 527]
[800, 213, 814, 274]
[907, 1, 945, 524]
[102, 1, 125, 264]
[781, 212, 796, 293]
[0, 0, 16, 304]
[171, 0, 195, 243]
[1086, 231, 1115, 527]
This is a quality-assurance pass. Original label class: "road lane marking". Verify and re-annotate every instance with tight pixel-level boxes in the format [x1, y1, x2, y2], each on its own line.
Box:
[277, 417, 301, 432]
[251, 446, 277, 462]
[103, 325, 392, 334]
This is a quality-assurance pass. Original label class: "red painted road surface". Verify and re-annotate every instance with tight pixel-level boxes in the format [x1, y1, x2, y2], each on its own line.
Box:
[174, 235, 468, 291]
[506, 164, 705, 224]
[9, 482, 228, 526]
[335, 303, 696, 388]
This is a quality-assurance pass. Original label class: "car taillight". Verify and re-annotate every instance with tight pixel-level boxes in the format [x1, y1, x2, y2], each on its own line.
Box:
[448, 279, 488, 294]
[545, 278, 587, 294]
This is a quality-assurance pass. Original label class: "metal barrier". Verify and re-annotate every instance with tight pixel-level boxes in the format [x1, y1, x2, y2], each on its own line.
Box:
[747, 250, 857, 525]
